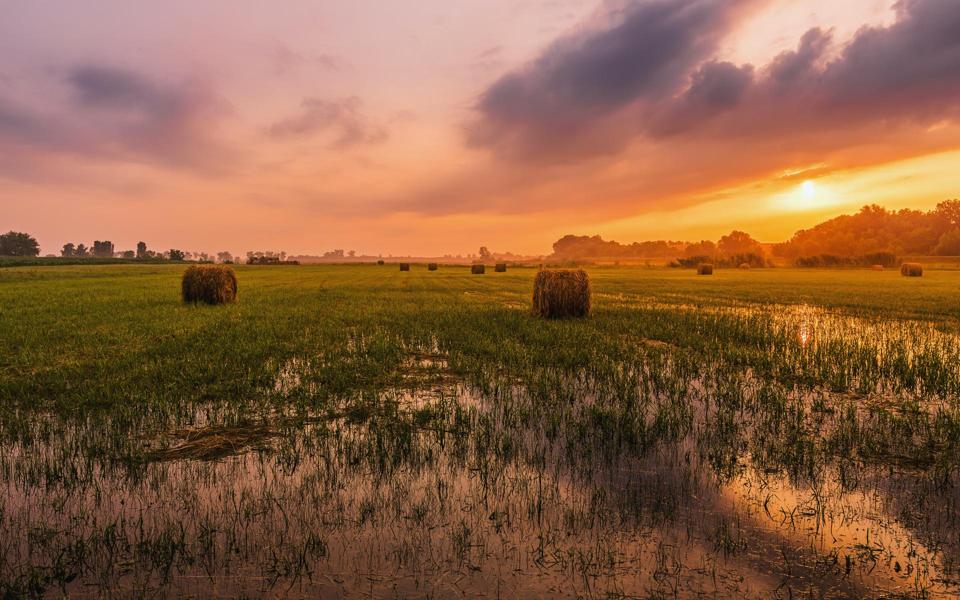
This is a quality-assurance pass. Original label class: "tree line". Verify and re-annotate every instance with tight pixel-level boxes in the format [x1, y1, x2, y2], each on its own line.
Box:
[550, 200, 960, 265]
[0, 232, 237, 263]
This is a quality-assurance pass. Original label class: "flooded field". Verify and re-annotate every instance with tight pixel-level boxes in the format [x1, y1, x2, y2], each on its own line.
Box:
[2, 265, 960, 598]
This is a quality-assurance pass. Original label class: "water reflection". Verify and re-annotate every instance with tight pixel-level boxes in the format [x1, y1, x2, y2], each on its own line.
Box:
[5, 303, 960, 598]
[3, 368, 959, 598]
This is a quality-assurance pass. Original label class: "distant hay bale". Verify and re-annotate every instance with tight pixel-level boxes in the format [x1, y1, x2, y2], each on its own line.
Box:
[377, 259, 385, 265]
[532, 269, 591, 319]
[901, 262, 923, 277]
[495, 263, 507, 272]
[182, 265, 237, 305]
[739, 263, 751, 270]
[399, 263, 410, 271]
[428, 263, 438, 271]
[697, 264, 714, 275]
[872, 264, 885, 271]
[471, 264, 485, 275]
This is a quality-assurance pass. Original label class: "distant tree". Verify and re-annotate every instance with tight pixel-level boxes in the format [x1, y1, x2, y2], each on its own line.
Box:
[0, 231, 40, 257]
[61, 243, 76, 257]
[217, 251, 234, 263]
[136, 241, 147, 259]
[935, 228, 960, 256]
[75, 243, 89, 257]
[348, 250, 356, 257]
[279, 251, 287, 261]
[936, 199, 960, 228]
[92, 240, 115, 258]
[479, 246, 492, 260]
[684, 240, 716, 258]
[717, 231, 763, 257]
[775, 204, 950, 258]
[168, 249, 185, 261]
[121, 250, 136, 259]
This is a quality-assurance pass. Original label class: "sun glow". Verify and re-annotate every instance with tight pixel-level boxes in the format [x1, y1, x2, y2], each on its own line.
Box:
[778, 179, 834, 212]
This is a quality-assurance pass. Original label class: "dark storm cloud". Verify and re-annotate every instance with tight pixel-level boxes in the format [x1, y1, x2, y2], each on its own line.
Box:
[767, 28, 832, 86]
[0, 97, 56, 143]
[69, 66, 177, 112]
[0, 65, 233, 181]
[470, 0, 960, 162]
[817, 0, 960, 116]
[660, 0, 960, 136]
[268, 96, 388, 149]
[66, 65, 234, 170]
[467, 0, 761, 160]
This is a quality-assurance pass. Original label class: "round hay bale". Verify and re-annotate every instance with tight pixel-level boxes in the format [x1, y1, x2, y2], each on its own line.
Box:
[495, 263, 507, 272]
[182, 265, 237, 305]
[900, 262, 923, 277]
[697, 264, 714, 275]
[739, 263, 751, 270]
[399, 263, 410, 271]
[377, 259, 385, 265]
[428, 263, 438, 271]
[471, 264, 485, 275]
[532, 269, 591, 319]
[871, 264, 885, 271]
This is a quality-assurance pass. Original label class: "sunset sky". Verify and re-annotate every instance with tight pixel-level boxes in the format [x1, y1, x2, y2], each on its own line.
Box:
[2, 0, 959, 256]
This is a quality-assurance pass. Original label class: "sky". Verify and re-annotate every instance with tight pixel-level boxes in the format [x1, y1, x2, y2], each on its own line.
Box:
[2, 0, 959, 256]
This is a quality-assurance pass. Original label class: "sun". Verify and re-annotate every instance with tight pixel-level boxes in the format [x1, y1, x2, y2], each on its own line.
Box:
[776, 179, 832, 212]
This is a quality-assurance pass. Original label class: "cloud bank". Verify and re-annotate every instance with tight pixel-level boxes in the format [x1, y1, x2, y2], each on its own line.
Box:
[470, 0, 960, 162]
[0, 65, 233, 181]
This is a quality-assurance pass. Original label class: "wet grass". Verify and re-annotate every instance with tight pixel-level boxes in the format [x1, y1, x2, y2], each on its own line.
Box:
[2, 264, 960, 597]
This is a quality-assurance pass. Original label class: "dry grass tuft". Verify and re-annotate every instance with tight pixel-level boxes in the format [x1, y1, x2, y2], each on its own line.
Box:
[399, 263, 410, 271]
[532, 269, 591, 319]
[901, 262, 923, 277]
[181, 265, 238, 305]
[145, 423, 277, 462]
[495, 263, 507, 272]
[471, 264, 485, 275]
[428, 263, 438, 271]
[697, 264, 714, 275]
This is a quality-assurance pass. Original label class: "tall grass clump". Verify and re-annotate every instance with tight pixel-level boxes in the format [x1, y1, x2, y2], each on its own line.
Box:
[698, 264, 714, 275]
[471, 264, 485, 275]
[532, 269, 591, 318]
[901, 263, 923, 277]
[181, 265, 238, 305]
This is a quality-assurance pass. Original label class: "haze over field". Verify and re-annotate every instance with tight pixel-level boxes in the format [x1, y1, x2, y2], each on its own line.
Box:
[2, 0, 960, 255]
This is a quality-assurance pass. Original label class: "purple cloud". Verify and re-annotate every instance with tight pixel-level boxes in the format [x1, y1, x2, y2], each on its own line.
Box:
[269, 96, 388, 149]
[470, 0, 960, 161]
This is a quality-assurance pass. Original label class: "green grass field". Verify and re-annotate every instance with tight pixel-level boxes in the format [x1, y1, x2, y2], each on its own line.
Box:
[2, 264, 960, 597]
